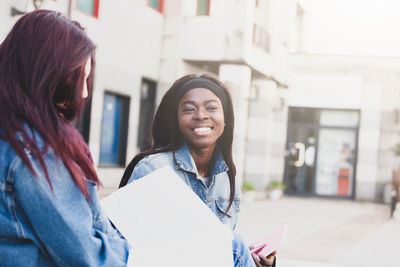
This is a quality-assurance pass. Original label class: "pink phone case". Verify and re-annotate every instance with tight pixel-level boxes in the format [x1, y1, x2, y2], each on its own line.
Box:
[249, 225, 287, 258]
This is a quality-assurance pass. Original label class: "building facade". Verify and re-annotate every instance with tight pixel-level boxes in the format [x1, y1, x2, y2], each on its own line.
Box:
[2, 0, 397, 203]
[1, 0, 294, 196]
[288, 54, 400, 202]
[157, 0, 296, 191]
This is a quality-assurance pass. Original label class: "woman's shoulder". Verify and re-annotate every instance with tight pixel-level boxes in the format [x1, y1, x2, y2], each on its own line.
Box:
[0, 127, 64, 182]
[0, 138, 71, 198]
[0, 128, 44, 175]
[139, 151, 174, 165]
[128, 151, 175, 183]
[1, 125, 46, 153]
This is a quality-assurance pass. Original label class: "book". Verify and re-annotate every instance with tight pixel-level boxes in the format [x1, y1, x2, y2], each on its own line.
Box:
[249, 224, 288, 258]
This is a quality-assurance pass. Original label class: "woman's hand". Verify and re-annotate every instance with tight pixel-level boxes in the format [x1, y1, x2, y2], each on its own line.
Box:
[252, 250, 277, 267]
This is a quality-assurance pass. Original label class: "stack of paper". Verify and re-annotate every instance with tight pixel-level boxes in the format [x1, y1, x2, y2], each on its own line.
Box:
[102, 166, 234, 267]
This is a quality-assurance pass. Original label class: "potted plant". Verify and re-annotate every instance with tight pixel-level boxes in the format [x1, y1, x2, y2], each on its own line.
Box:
[242, 181, 256, 203]
[266, 180, 286, 200]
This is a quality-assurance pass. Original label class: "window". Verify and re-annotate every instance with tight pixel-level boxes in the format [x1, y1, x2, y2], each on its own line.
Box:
[252, 24, 270, 53]
[76, 0, 99, 18]
[197, 0, 210, 15]
[137, 79, 157, 152]
[75, 98, 92, 143]
[148, 0, 164, 13]
[99, 92, 130, 166]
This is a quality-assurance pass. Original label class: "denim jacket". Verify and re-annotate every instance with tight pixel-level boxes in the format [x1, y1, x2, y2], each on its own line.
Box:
[128, 143, 241, 230]
[0, 128, 129, 266]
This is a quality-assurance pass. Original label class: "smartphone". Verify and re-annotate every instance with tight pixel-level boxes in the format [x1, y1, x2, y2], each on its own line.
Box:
[249, 224, 287, 258]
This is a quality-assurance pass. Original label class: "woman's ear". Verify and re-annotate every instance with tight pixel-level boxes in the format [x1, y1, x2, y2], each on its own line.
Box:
[55, 102, 67, 119]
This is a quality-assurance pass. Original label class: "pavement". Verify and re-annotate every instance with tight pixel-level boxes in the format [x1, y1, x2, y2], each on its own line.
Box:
[236, 195, 400, 267]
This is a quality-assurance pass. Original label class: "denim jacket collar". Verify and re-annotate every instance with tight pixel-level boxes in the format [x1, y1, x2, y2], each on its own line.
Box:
[174, 142, 228, 177]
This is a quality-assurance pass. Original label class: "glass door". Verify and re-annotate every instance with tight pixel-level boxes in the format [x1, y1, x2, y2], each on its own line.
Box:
[315, 128, 356, 197]
[284, 108, 359, 198]
[314, 110, 359, 197]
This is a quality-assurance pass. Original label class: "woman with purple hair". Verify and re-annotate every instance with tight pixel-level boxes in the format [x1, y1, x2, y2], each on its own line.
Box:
[0, 10, 129, 266]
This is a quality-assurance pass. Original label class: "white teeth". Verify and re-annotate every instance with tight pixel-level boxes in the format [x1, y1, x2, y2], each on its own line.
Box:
[194, 127, 211, 133]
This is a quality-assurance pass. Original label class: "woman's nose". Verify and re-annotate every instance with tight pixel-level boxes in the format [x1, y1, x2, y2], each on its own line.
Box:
[194, 107, 209, 120]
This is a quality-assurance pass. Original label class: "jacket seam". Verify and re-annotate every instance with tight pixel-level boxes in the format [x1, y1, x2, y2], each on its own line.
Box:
[6, 156, 26, 238]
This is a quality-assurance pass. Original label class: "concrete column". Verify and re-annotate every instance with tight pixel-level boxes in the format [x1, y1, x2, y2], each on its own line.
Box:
[245, 80, 277, 190]
[218, 64, 252, 187]
[269, 88, 289, 185]
[356, 82, 382, 201]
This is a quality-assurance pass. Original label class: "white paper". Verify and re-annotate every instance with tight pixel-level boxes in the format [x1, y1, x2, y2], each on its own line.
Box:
[101, 166, 234, 267]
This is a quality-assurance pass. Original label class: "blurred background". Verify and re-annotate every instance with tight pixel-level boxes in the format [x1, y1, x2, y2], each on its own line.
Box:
[1, 1, 400, 266]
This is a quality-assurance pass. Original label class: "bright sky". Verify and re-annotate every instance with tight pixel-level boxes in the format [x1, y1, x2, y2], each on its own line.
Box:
[298, 0, 400, 57]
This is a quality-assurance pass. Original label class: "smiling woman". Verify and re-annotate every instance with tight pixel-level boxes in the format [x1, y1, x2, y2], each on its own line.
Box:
[120, 74, 236, 222]
[119, 74, 276, 267]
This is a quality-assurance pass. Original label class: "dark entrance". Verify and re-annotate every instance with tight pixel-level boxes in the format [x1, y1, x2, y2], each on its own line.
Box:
[284, 107, 359, 199]
[137, 78, 157, 152]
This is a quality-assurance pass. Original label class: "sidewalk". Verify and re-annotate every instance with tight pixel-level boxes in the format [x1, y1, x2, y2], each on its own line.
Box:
[236, 196, 400, 267]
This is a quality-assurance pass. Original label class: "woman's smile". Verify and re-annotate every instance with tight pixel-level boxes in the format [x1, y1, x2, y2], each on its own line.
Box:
[193, 126, 213, 134]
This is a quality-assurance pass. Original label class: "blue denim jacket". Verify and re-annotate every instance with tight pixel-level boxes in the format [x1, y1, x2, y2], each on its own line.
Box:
[0, 128, 129, 266]
[128, 143, 241, 230]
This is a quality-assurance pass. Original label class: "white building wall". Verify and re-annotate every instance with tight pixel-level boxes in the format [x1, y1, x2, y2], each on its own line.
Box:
[179, 0, 296, 83]
[245, 80, 276, 190]
[219, 64, 252, 188]
[357, 83, 381, 200]
[290, 54, 400, 202]
[76, 1, 163, 191]
[181, 0, 245, 62]
[244, 79, 289, 191]
[243, 0, 297, 84]
[269, 100, 289, 183]
[2, 0, 295, 197]
[162, 0, 296, 195]
[288, 74, 363, 109]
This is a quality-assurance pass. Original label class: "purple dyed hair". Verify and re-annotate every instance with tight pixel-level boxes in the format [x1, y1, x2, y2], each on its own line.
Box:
[0, 10, 99, 198]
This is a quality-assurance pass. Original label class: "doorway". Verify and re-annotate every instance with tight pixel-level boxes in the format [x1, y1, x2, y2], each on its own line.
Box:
[283, 107, 359, 199]
[137, 78, 157, 152]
